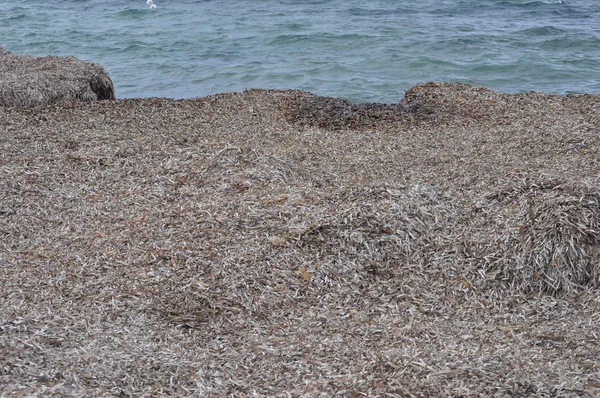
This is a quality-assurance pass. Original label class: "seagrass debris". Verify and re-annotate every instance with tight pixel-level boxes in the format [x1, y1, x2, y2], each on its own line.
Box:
[0, 45, 115, 107]
[473, 177, 600, 295]
[1, 83, 600, 397]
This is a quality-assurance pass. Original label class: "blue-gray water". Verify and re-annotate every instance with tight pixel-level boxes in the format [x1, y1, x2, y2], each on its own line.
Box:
[2, 0, 599, 103]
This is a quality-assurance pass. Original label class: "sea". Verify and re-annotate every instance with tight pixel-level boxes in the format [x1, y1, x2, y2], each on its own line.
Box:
[2, 0, 600, 103]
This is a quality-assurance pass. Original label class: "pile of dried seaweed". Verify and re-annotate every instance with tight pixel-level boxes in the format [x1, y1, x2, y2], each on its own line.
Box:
[1, 84, 599, 397]
[472, 177, 600, 295]
[0, 45, 114, 107]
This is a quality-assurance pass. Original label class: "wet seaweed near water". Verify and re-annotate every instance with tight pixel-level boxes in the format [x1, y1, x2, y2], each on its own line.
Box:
[283, 89, 433, 130]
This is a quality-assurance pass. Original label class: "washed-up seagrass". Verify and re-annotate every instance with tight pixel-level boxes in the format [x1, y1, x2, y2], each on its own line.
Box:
[1, 82, 599, 397]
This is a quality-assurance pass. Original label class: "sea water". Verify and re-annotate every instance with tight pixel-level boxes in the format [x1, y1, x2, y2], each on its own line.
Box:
[2, 0, 599, 103]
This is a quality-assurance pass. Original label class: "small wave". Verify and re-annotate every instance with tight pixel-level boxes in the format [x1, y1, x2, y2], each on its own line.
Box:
[268, 34, 312, 46]
[113, 43, 152, 54]
[519, 25, 566, 36]
[118, 8, 148, 17]
[4, 13, 28, 22]
[269, 32, 374, 47]
[500, 0, 564, 7]
[347, 7, 418, 17]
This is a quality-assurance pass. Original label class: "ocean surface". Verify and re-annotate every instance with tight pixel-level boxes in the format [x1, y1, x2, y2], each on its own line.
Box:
[2, 0, 600, 103]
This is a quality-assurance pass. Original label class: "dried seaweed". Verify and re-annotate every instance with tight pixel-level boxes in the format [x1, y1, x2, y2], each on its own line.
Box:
[476, 177, 600, 295]
[0, 45, 115, 107]
[1, 83, 600, 397]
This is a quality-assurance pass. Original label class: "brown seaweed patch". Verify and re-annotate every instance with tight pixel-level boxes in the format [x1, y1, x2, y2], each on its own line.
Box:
[283, 90, 430, 130]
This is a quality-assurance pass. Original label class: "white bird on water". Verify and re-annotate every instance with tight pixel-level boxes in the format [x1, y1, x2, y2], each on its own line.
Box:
[147, 0, 157, 9]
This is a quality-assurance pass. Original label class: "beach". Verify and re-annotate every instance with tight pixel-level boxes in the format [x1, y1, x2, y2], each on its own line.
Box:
[1, 82, 600, 396]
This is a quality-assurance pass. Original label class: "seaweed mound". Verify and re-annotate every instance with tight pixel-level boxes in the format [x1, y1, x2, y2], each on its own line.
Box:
[473, 177, 600, 295]
[0, 45, 115, 107]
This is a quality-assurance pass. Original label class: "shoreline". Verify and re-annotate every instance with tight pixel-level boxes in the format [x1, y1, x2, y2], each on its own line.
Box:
[109, 81, 600, 105]
[3, 43, 599, 107]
